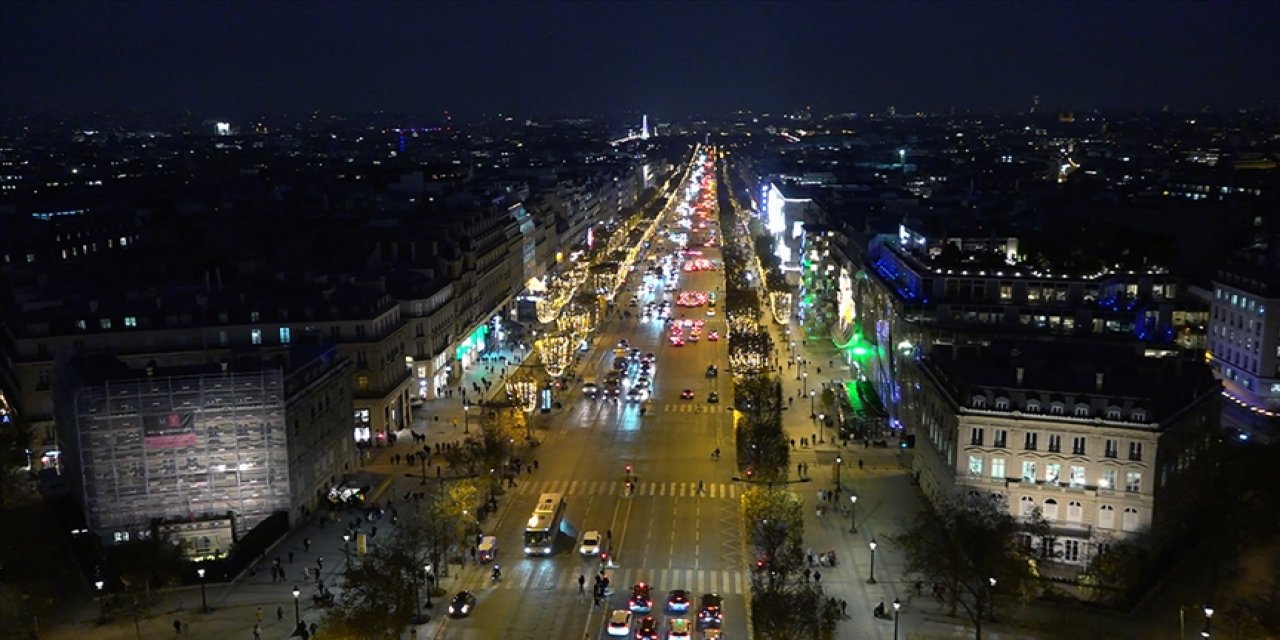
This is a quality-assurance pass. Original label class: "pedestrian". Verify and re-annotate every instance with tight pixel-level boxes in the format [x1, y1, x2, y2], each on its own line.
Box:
[253, 624, 261, 640]
[303, 538, 312, 552]
[173, 619, 183, 635]
[698, 480, 705, 494]
[812, 432, 817, 444]
[471, 546, 477, 562]
[803, 568, 811, 582]
[813, 570, 821, 584]
[858, 459, 864, 470]
[533, 460, 540, 471]
[256, 607, 263, 623]
[277, 606, 284, 622]
[309, 622, 318, 636]
[790, 438, 796, 448]
[797, 463, 803, 477]
[317, 556, 324, 570]
[915, 581, 924, 596]
[841, 599, 848, 615]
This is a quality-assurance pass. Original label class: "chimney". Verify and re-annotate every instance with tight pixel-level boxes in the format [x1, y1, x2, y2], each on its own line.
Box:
[1095, 372, 1105, 391]
[1015, 367, 1024, 385]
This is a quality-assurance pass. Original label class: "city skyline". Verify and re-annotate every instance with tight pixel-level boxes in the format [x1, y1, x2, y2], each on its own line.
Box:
[3, 1, 1280, 119]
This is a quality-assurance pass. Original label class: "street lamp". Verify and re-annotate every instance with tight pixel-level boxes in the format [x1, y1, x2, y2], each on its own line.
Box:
[95, 579, 106, 622]
[893, 598, 901, 640]
[849, 495, 858, 533]
[1201, 605, 1214, 638]
[424, 564, 435, 609]
[463, 403, 471, 434]
[867, 539, 878, 584]
[808, 389, 816, 417]
[835, 456, 843, 489]
[292, 585, 301, 626]
[197, 568, 208, 612]
[802, 371, 809, 395]
[988, 577, 997, 621]
[343, 533, 351, 566]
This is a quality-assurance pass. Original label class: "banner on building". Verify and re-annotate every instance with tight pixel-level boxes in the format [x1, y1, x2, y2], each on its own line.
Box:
[143, 412, 196, 449]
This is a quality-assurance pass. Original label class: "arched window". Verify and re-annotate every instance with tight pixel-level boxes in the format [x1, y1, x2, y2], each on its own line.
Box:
[1050, 402, 1065, 415]
[1067, 501, 1083, 523]
[1074, 404, 1092, 417]
[1122, 507, 1140, 532]
[1019, 495, 1037, 517]
[1043, 498, 1059, 520]
[1025, 400, 1041, 413]
[995, 397, 1010, 410]
[1106, 407, 1122, 420]
[1131, 408, 1148, 421]
[1098, 504, 1115, 529]
[971, 395, 987, 408]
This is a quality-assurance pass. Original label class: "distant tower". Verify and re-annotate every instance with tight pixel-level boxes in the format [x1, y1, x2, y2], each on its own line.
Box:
[641, 114, 650, 140]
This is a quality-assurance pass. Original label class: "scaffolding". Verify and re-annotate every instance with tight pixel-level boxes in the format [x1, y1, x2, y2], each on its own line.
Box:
[72, 369, 291, 543]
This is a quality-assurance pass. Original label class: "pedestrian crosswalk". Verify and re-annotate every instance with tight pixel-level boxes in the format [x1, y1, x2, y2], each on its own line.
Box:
[514, 479, 739, 499]
[493, 564, 747, 596]
[659, 403, 720, 414]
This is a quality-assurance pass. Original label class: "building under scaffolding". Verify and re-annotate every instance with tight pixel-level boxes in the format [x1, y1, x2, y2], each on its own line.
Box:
[54, 348, 351, 553]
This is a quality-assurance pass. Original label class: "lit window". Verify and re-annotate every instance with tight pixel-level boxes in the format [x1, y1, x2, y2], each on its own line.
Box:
[968, 456, 983, 477]
[1124, 472, 1142, 493]
[124, 316, 137, 328]
[279, 327, 291, 344]
[1021, 461, 1037, 483]
[251, 329, 262, 345]
[990, 457, 1005, 479]
[99, 318, 112, 329]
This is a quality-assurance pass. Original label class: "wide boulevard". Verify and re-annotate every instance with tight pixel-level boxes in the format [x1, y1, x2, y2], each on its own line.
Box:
[435, 155, 748, 640]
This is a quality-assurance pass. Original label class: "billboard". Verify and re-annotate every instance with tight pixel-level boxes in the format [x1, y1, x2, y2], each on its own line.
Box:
[143, 412, 196, 449]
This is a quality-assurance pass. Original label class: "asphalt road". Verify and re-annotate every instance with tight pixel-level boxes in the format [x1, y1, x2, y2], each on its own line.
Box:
[434, 164, 747, 640]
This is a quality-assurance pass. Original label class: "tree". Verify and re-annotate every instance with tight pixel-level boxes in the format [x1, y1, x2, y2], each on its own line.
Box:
[890, 496, 1046, 640]
[105, 536, 185, 609]
[751, 583, 842, 640]
[742, 486, 805, 586]
[1078, 538, 1150, 607]
[323, 509, 432, 638]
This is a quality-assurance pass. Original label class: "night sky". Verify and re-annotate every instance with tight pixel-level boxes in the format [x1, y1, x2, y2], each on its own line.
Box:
[2, 1, 1278, 119]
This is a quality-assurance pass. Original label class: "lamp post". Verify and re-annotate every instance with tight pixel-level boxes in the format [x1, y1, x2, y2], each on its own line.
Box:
[424, 564, 434, 609]
[867, 539, 878, 584]
[835, 456, 843, 489]
[893, 598, 901, 640]
[292, 586, 301, 626]
[1201, 605, 1214, 638]
[849, 495, 858, 533]
[463, 403, 471, 434]
[802, 371, 809, 395]
[988, 577, 997, 621]
[95, 579, 106, 622]
[343, 533, 351, 566]
[808, 389, 816, 417]
[197, 568, 208, 612]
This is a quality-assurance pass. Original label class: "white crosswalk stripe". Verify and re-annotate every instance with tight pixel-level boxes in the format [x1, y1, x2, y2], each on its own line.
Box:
[514, 479, 740, 499]
[490, 565, 747, 594]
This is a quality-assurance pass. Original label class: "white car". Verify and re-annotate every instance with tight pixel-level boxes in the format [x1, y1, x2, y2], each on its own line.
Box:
[606, 609, 634, 637]
[580, 530, 602, 556]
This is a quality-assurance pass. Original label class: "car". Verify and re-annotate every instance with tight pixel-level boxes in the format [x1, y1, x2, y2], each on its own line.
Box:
[448, 590, 477, 617]
[686, 332, 699, 342]
[606, 609, 634, 637]
[706, 308, 716, 317]
[629, 582, 653, 613]
[669, 337, 685, 347]
[666, 589, 691, 613]
[708, 392, 719, 404]
[697, 593, 723, 628]
[681, 389, 695, 400]
[635, 616, 660, 640]
[634, 379, 651, 391]
[643, 352, 657, 363]
[626, 389, 645, 403]
[707, 331, 719, 341]
[583, 382, 599, 397]
[580, 530, 602, 556]
[666, 617, 692, 640]
[706, 365, 718, 378]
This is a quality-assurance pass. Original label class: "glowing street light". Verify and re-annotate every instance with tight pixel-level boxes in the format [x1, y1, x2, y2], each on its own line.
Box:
[867, 539, 878, 584]
[849, 495, 858, 533]
[197, 568, 208, 612]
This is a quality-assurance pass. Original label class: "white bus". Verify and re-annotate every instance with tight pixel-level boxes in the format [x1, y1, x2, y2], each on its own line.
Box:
[524, 492, 567, 555]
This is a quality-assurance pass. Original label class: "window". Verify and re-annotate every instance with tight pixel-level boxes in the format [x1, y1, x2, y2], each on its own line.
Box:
[1043, 499, 1059, 520]
[124, 316, 137, 328]
[1050, 402, 1065, 415]
[1021, 461, 1037, 483]
[1047, 434, 1062, 453]
[1122, 507, 1140, 532]
[250, 311, 260, 322]
[1074, 404, 1091, 417]
[218, 330, 229, 346]
[1020, 496, 1037, 517]
[356, 375, 370, 391]
[1045, 463, 1061, 485]
[1107, 407, 1122, 420]
[1024, 432, 1038, 450]
[1098, 505, 1115, 529]
[993, 429, 1007, 448]
[991, 457, 1006, 480]
[1054, 539, 1081, 563]
[1067, 501, 1083, 523]
[100, 318, 112, 329]
[1125, 472, 1142, 493]
[1025, 400, 1041, 413]
[1128, 442, 1143, 461]
[970, 427, 984, 446]
[1104, 439, 1119, 458]
[250, 329, 262, 345]
[1131, 409, 1147, 421]
[279, 327, 292, 344]
[995, 397, 1010, 410]
[1069, 465, 1086, 488]
[968, 456, 983, 477]
[1100, 468, 1117, 489]
[75, 319, 86, 330]
[1072, 436, 1087, 455]
[971, 395, 987, 408]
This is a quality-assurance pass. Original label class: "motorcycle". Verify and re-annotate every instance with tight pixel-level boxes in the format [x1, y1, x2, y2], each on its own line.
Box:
[491, 565, 502, 583]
